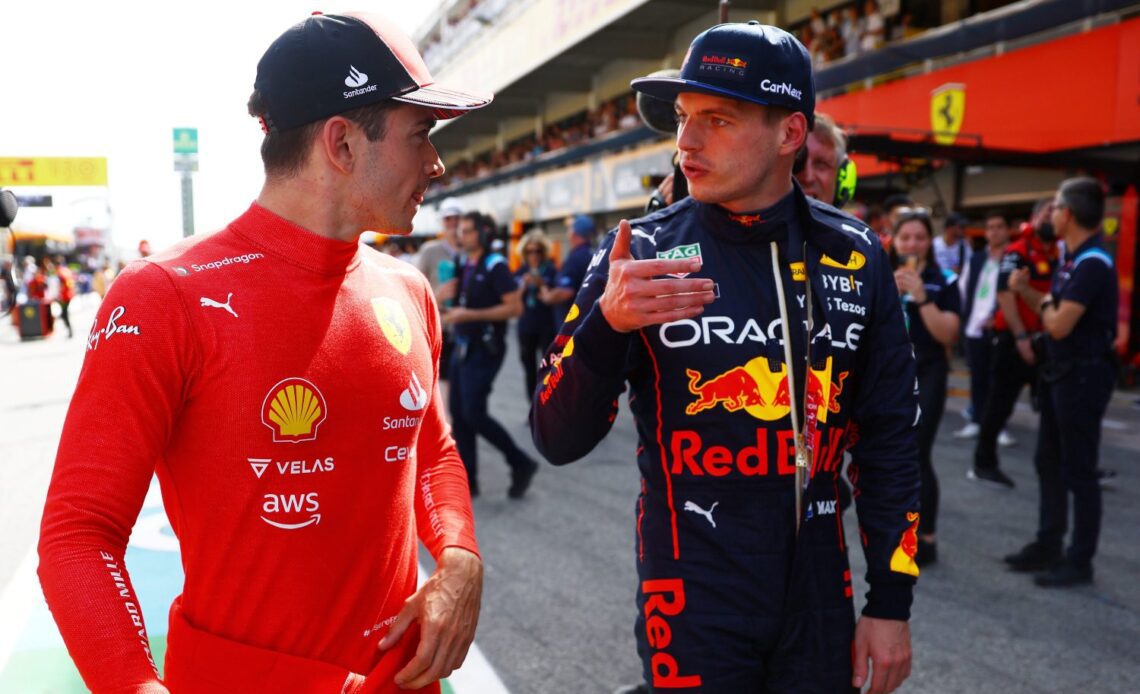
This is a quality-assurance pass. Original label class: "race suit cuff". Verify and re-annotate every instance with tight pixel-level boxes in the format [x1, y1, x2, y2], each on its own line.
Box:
[572, 302, 635, 377]
[861, 582, 914, 621]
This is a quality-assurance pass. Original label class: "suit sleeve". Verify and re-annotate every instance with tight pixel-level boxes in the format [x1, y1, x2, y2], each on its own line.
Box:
[530, 231, 632, 464]
[414, 279, 478, 559]
[846, 246, 922, 621]
[38, 262, 199, 693]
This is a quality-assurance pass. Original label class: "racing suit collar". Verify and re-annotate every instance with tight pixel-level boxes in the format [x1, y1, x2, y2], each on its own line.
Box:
[697, 189, 796, 245]
[231, 203, 362, 276]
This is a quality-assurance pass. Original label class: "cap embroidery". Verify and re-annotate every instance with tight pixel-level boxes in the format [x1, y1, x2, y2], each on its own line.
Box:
[345, 65, 369, 88]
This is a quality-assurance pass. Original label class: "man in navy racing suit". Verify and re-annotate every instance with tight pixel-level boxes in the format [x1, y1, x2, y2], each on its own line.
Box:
[530, 22, 919, 693]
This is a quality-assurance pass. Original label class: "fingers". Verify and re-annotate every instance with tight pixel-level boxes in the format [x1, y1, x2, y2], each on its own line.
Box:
[851, 636, 869, 690]
[610, 219, 633, 261]
[378, 598, 419, 652]
[394, 624, 438, 688]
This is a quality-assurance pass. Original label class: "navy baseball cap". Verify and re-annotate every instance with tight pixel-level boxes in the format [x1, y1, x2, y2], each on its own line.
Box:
[254, 12, 492, 133]
[631, 21, 815, 126]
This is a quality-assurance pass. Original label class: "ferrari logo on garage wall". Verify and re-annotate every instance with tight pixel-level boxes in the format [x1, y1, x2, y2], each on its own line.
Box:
[930, 83, 966, 145]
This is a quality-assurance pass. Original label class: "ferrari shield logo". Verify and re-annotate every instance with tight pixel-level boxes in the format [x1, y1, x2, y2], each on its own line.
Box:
[372, 297, 412, 355]
[930, 83, 965, 145]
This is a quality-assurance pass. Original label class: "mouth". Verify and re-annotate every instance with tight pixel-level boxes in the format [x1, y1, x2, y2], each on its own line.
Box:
[680, 160, 709, 179]
[411, 188, 427, 205]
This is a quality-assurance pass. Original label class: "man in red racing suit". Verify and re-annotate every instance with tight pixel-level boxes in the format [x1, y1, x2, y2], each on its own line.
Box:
[38, 12, 492, 693]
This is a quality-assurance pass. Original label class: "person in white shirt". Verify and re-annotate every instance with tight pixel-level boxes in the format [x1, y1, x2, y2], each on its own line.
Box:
[933, 212, 969, 275]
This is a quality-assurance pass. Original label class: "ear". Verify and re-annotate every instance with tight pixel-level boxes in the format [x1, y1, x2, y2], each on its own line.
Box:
[781, 112, 809, 158]
[317, 117, 357, 175]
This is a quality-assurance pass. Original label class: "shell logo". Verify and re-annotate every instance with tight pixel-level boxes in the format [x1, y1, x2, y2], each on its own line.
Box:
[820, 251, 866, 270]
[261, 378, 328, 443]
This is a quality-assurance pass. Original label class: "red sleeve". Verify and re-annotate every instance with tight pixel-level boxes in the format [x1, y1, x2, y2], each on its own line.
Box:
[413, 279, 478, 559]
[37, 262, 199, 693]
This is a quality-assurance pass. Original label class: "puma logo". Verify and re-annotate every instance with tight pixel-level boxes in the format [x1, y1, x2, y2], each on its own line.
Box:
[632, 225, 661, 246]
[200, 293, 238, 318]
[842, 223, 874, 247]
[683, 500, 719, 528]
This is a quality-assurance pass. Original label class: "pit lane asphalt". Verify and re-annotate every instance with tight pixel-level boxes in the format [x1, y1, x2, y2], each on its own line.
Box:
[2, 297, 1138, 692]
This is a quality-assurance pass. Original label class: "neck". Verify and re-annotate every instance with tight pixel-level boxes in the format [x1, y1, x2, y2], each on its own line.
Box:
[1064, 227, 1094, 253]
[258, 176, 368, 243]
[988, 244, 1005, 259]
[467, 248, 484, 263]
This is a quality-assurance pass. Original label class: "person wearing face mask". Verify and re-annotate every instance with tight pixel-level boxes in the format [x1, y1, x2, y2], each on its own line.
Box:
[890, 208, 961, 566]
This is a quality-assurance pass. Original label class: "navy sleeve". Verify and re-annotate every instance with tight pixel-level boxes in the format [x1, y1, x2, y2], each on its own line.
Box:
[530, 231, 632, 465]
[846, 244, 922, 621]
[1058, 256, 1111, 307]
[556, 250, 588, 289]
[488, 258, 517, 296]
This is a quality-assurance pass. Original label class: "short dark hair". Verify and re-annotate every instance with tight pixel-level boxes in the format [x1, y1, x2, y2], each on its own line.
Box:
[983, 209, 1008, 225]
[248, 90, 398, 178]
[1057, 177, 1105, 231]
[883, 193, 913, 211]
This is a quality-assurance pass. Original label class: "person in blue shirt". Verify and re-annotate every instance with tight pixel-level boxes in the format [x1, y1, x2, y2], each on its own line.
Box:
[890, 208, 961, 566]
[514, 230, 558, 402]
[440, 211, 538, 498]
[540, 214, 597, 326]
[1005, 177, 1117, 587]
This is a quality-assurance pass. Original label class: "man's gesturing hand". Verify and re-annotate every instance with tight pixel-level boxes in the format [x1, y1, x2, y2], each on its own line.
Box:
[852, 616, 912, 693]
[599, 219, 716, 333]
[378, 547, 483, 689]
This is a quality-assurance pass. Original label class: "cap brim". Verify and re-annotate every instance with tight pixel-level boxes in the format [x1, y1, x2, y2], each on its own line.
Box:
[631, 76, 774, 109]
[393, 83, 492, 120]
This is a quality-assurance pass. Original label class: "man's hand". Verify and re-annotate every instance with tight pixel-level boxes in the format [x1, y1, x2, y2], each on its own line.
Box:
[1015, 336, 1036, 365]
[598, 219, 715, 333]
[852, 616, 911, 693]
[1007, 266, 1030, 295]
[378, 547, 483, 689]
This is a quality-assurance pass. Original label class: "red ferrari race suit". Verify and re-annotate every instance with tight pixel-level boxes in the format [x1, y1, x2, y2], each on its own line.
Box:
[532, 187, 920, 692]
[38, 203, 477, 693]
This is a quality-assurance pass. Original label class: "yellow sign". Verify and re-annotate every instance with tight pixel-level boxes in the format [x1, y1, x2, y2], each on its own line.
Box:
[930, 83, 966, 146]
[0, 157, 108, 187]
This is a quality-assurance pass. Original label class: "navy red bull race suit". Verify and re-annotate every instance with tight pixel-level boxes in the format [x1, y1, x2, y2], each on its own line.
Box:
[531, 186, 920, 692]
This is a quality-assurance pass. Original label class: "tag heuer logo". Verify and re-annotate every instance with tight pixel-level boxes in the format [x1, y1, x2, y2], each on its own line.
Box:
[657, 243, 702, 278]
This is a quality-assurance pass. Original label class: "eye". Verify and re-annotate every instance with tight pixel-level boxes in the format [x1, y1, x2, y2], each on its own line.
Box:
[712, 117, 729, 127]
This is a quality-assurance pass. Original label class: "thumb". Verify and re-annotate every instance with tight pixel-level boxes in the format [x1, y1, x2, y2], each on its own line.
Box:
[377, 599, 418, 651]
[610, 219, 633, 262]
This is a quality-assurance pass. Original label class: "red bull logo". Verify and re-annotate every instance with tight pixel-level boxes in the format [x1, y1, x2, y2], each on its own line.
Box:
[728, 212, 764, 226]
[727, 57, 748, 69]
[889, 512, 921, 577]
[685, 357, 846, 423]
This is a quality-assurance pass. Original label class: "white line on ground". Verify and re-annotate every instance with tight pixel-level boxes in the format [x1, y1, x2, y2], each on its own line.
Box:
[0, 545, 38, 677]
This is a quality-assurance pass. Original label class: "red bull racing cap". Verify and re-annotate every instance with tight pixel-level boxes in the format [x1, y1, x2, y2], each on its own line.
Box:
[631, 21, 815, 127]
[254, 11, 492, 133]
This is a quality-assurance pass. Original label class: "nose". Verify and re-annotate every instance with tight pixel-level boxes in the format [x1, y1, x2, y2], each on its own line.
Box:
[677, 118, 700, 153]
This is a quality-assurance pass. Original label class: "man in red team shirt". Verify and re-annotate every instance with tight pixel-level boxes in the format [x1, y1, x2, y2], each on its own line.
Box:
[38, 12, 491, 693]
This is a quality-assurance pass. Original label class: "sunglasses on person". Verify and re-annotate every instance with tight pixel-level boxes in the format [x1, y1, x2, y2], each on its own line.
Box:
[894, 206, 931, 222]
[524, 247, 544, 255]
